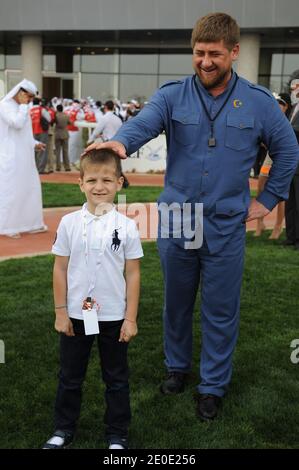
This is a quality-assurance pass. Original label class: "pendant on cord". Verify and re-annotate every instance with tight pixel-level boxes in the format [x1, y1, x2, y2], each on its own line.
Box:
[208, 122, 216, 147]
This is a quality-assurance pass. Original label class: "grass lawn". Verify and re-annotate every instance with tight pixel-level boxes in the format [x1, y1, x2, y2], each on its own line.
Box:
[0, 234, 298, 449]
[42, 183, 257, 207]
[42, 183, 163, 207]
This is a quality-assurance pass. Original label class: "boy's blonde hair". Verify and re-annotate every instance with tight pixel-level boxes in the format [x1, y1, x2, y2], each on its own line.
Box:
[80, 149, 122, 178]
[191, 12, 240, 50]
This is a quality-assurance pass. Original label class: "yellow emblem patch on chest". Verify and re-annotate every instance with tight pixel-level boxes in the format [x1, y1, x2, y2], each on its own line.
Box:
[233, 99, 243, 108]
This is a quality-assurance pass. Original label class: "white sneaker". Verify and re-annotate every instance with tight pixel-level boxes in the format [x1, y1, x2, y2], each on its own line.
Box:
[109, 443, 126, 449]
[42, 430, 74, 449]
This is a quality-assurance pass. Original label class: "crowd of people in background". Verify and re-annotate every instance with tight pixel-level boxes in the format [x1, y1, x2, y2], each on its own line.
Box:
[29, 96, 142, 174]
[0, 81, 140, 239]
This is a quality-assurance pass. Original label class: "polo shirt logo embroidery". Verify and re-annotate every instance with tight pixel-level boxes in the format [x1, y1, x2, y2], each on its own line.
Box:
[111, 228, 121, 251]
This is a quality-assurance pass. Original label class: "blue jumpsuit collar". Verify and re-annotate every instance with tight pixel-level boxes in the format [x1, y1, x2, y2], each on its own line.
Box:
[194, 70, 237, 99]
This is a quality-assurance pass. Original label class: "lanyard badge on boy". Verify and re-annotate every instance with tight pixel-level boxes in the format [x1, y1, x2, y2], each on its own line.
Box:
[81, 206, 112, 335]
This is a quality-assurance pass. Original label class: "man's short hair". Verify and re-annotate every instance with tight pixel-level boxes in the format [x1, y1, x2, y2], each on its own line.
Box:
[104, 100, 114, 111]
[191, 12, 240, 50]
[56, 104, 63, 112]
[278, 93, 291, 109]
[80, 149, 122, 178]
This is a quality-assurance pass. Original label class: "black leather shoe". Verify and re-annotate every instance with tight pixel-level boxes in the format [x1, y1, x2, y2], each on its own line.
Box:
[42, 430, 74, 449]
[160, 372, 187, 395]
[195, 394, 221, 421]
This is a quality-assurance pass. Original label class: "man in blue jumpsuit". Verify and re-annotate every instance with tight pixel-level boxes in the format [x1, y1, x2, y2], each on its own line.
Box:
[85, 13, 299, 420]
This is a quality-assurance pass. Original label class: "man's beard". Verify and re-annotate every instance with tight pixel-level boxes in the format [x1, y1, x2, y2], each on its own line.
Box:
[198, 67, 230, 90]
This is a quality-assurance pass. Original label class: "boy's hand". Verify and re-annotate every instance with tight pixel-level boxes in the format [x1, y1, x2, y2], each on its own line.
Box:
[55, 312, 75, 336]
[119, 319, 138, 343]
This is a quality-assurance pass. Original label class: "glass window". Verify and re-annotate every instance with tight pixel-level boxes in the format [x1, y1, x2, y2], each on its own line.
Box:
[258, 76, 270, 89]
[0, 71, 5, 98]
[270, 54, 283, 75]
[43, 55, 56, 72]
[269, 77, 283, 93]
[0, 47, 4, 69]
[159, 53, 192, 75]
[120, 53, 158, 74]
[81, 73, 117, 101]
[281, 77, 292, 93]
[258, 49, 272, 75]
[119, 74, 157, 102]
[258, 50, 299, 94]
[283, 53, 299, 76]
[81, 54, 116, 73]
[5, 55, 21, 69]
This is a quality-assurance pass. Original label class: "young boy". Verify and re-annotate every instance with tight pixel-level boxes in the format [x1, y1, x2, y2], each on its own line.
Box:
[43, 149, 143, 449]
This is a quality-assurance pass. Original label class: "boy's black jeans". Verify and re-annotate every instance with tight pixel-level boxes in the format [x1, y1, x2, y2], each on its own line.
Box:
[54, 319, 130, 443]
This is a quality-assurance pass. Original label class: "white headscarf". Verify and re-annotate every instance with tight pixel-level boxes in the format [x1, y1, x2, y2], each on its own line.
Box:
[0, 79, 38, 103]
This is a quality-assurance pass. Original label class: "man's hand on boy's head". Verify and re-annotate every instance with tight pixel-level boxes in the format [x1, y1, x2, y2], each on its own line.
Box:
[82, 140, 127, 159]
[55, 314, 75, 337]
[119, 319, 138, 343]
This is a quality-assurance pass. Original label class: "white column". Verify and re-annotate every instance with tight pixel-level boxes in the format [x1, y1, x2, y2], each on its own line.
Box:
[112, 49, 119, 99]
[236, 34, 260, 84]
[21, 35, 43, 95]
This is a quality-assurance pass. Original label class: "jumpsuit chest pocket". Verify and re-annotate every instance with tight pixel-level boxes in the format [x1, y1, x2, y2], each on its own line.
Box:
[171, 108, 201, 145]
[225, 113, 255, 151]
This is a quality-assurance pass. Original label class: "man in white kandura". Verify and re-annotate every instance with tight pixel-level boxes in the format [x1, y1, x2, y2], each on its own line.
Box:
[0, 79, 47, 238]
[88, 100, 122, 144]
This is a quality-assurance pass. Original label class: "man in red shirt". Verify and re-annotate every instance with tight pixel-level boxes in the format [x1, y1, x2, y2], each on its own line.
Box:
[30, 97, 51, 174]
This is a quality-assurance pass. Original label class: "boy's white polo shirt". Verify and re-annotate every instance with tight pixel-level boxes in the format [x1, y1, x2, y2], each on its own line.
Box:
[52, 204, 143, 321]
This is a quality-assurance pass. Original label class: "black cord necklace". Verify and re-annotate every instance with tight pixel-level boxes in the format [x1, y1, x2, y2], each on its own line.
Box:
[194, 72, 239, 147]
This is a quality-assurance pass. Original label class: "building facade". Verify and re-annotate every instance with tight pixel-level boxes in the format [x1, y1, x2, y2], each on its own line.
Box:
[0, 0, 299, 101]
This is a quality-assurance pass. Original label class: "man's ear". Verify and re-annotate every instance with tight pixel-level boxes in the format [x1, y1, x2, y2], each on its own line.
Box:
[231, 43, 240, 61]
